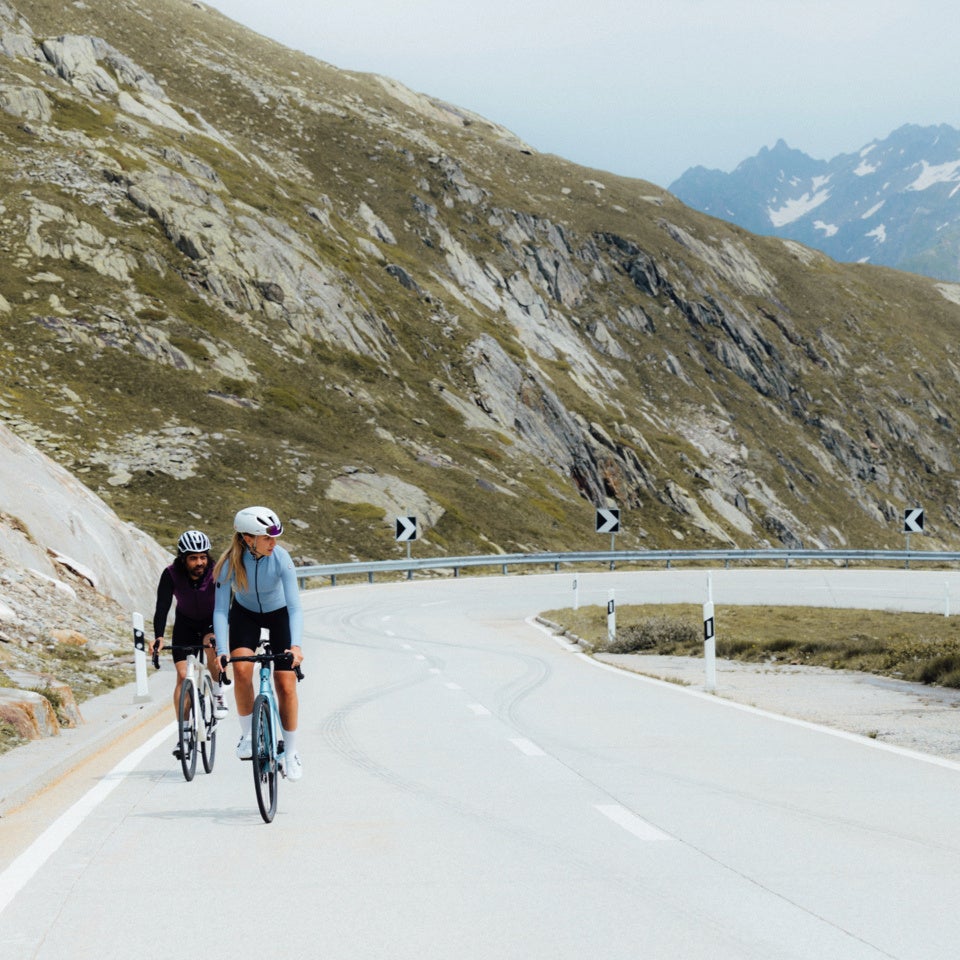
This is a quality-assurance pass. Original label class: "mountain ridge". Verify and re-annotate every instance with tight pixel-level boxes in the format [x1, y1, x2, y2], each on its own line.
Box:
[670, 123, 960, 281]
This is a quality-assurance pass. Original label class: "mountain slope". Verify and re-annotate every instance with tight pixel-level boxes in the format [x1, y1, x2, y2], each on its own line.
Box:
[670, 125, 960, 281]
[2, 0, 960, 562]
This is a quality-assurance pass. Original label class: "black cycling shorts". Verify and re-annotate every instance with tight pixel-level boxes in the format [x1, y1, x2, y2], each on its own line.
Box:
[228, 602, 294, 670]
[170, 616, 214, 663]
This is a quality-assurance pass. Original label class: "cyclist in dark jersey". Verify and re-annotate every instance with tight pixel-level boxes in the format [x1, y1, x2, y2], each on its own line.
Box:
[153, 530, 229, 758]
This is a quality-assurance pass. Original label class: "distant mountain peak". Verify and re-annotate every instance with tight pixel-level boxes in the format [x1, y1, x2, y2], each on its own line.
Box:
[670, 124, 960, 281]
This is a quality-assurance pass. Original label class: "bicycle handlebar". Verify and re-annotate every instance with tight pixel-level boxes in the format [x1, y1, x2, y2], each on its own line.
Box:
[151, 640, 232, 685]
[228, 651, 304, 681]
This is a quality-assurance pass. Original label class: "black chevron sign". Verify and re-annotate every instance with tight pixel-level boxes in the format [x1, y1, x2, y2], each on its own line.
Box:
[903, 508, 924, 534]
[595, 508, 620, 534]
[395, 515, 418, 541]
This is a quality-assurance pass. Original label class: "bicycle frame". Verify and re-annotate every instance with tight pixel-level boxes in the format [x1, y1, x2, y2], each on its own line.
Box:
[230, 641, 302, 823]
[154, 642, 219, 782]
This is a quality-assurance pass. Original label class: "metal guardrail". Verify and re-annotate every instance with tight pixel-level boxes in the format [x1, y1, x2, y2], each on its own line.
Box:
[294, 548, 960, 587]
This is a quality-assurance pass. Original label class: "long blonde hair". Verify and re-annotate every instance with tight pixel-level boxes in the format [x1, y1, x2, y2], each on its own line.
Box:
[213, 532, 250, 593]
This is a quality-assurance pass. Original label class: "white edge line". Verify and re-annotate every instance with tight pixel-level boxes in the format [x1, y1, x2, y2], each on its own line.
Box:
[0, 722, 176, 916]
[525, 615, 960, 774]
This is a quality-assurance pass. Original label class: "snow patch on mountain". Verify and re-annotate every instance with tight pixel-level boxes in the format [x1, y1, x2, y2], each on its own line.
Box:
[907, 159, 960, 192]
[768, 187, 830, 227]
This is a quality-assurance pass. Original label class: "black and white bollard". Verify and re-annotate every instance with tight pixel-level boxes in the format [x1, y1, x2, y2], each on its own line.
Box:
[132, 612, 150, 702]
[703, 574, 716, 692]
[606, 589, 616, 646]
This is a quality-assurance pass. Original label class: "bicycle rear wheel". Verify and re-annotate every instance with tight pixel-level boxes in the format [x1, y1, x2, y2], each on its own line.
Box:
[251, 694, 277, 822]
[199, 673, 217, 774]
[177, 677, 198, 781]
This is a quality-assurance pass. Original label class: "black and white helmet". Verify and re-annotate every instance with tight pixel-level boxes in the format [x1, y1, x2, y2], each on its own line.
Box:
[177, 529, 211, 554]
[233, 506, 283, 538]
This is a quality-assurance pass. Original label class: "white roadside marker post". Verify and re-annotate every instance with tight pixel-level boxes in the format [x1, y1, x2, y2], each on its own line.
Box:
[606, 589, 616, 646]
[703, 574, 717, 693]
[132, 612, 150, 702]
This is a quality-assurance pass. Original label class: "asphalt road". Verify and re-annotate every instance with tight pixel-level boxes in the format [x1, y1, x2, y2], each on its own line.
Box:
[2, 569, 959, 959]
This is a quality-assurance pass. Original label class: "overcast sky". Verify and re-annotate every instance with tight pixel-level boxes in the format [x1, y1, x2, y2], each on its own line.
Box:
[205, 0, 960, 189]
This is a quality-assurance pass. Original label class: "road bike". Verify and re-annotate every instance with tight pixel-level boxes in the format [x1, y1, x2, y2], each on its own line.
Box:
[229, 642, 303, 823]
[153, 641, 223, 782]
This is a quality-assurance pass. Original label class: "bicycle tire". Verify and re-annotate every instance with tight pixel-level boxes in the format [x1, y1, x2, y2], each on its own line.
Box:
[178, 676, 198, 781]
[199, 672, 217, 774]
[251, 694, 277, 822]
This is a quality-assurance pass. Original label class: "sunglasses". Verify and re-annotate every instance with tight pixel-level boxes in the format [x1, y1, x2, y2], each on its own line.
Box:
[264, 523, 283, 537]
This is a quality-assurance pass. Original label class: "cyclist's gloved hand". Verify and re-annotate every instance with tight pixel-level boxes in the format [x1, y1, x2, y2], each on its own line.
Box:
[219, 654, 232, 685]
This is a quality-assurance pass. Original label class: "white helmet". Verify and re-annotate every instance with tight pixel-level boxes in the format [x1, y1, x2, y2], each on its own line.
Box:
[234, 506, 283, 537]
[177, 529, 211, 554]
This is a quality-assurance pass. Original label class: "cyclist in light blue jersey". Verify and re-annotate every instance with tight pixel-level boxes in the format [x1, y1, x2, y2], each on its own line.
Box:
[213, 506, 304, 781]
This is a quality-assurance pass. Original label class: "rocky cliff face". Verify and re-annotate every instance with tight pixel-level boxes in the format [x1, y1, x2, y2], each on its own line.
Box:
[0, 421, 164, 751]
[1, 0, 960, 561]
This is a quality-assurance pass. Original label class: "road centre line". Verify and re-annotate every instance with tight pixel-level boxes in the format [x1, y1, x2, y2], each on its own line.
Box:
[467, 703, 491, 716]
[0, 722, 176, 917]
[596, 804, 671, 842]
[509, 737, 546, 756]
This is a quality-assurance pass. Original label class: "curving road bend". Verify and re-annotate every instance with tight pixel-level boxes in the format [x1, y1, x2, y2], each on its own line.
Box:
[2, 569, 959, 959]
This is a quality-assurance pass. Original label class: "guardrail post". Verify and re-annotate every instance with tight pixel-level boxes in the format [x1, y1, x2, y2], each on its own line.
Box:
[331, 574, 337, 586]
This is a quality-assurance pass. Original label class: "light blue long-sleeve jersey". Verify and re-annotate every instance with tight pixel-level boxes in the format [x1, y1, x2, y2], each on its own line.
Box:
[213, 543, 303, 656]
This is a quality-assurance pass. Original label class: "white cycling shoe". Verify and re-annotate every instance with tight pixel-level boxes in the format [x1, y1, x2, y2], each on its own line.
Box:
[214, 695, 229, 719]
[283, 752, 303, 781]
[235, 736, 252, 760]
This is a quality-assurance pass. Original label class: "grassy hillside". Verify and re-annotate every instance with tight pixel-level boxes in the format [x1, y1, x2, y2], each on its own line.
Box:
[2, 0, 960, 562]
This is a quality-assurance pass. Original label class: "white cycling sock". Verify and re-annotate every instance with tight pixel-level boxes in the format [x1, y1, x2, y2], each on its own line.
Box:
[281, 729, 297, 754]
[239, 713, 252, 738]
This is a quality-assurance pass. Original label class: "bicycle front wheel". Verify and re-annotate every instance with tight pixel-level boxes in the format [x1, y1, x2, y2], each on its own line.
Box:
[199, 673, 217, 774]
[177, 677, 198, 782]
[251, 694, 277, 822]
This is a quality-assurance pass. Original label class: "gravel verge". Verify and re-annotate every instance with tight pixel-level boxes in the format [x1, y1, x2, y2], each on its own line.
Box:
[596, 652, 960, 763]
